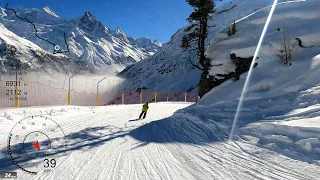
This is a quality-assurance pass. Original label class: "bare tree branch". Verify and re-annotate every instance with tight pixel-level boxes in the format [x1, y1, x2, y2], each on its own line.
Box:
[275, 29, 297, 66]
[186, 56, 204, 71]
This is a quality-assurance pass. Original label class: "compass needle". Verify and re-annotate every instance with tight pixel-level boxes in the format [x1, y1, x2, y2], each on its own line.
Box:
[32, 141, 41, 151]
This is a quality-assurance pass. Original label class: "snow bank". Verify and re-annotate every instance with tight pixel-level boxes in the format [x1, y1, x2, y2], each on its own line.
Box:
[240, 120, 320, 164]
[207, 0, 320, 77]
[180, 0, 320, 165]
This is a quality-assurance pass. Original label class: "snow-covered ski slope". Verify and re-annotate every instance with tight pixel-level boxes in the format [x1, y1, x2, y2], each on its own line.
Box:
[1, 0, 320, 179]
[0, 103, 319, 180]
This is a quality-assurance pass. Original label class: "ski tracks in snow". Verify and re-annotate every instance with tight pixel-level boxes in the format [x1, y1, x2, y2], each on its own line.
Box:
[2, 104, 320, 179]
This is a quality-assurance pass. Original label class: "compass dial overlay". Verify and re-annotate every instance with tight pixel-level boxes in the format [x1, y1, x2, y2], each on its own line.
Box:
[8, 115, 68, 175]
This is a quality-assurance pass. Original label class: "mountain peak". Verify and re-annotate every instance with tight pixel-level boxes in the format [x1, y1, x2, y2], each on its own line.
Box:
[78, 11, 107, 33]
[0, 7, 6, 16]
[115, 28, 126, 35]
[83, 11, 93, 18]
[42, 6, 59, 18]
[80, 11, 97, 22]
[135, 37, 162, 54]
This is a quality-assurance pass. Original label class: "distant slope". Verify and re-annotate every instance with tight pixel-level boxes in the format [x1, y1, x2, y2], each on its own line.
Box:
[135, 37, 163, 55]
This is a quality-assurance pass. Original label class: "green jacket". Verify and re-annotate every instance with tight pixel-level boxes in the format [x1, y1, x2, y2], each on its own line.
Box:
[142, 103, 149, 112]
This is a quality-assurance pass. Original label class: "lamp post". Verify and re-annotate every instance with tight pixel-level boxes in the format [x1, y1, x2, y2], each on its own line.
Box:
[37, 74, 41, 82]
[68, 70, 81, 105]
[96, 77, 107, 106]
[84, 77, 89, 93]
[63, 71, 67, 89]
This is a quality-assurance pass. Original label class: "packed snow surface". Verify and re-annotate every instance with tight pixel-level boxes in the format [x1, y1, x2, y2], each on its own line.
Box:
[0, 103, 319, 180]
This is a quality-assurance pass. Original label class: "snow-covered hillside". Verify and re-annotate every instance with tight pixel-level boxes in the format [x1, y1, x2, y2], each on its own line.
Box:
[188, 48, 320, 166]
[184, 0, 320, 166]
[0, 6, 162, 72]
[206, 0, 320, 77]
[119, 0, 302, 92]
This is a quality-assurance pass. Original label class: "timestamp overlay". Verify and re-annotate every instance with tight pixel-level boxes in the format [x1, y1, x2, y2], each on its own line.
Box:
[7, 115, 68, 175]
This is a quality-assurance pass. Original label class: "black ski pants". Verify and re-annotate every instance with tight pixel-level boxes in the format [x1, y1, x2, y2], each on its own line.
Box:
[139, 111, 147, 119]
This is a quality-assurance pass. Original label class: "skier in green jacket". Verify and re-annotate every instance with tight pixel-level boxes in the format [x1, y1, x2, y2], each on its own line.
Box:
[139, 101, 149, 119]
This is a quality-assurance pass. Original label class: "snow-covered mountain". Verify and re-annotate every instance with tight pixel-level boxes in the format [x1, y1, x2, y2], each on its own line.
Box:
[0, 6, 162, 73]
[119, 0, 285, 92]
[0, 24, 90, 74]
[135, 37, 163, 55]
[0, 6, 67, 25]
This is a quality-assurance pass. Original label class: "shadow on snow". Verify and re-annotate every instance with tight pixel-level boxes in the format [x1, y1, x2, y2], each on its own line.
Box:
[0, 125, 131, 173]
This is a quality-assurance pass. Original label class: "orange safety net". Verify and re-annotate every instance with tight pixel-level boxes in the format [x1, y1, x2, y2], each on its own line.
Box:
[0, 80, 197, 108]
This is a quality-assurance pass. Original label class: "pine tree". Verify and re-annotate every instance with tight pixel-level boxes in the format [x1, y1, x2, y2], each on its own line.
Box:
[227, 27, 232, 36]
[181, 0, 215, 98]
[232, 21, 237, 35]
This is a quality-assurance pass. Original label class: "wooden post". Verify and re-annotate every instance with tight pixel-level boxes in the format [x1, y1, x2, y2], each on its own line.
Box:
[68, 90, 71, 105]
[15, 85, 19, 108]
[154, 92, 157, 103]
[96, 95, 99, 106]
[122, 92, 125, 104]
[185, 93, 187, 102]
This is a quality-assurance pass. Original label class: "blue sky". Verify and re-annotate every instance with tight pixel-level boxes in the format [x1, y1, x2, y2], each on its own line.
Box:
[2, 0, 230, 43]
